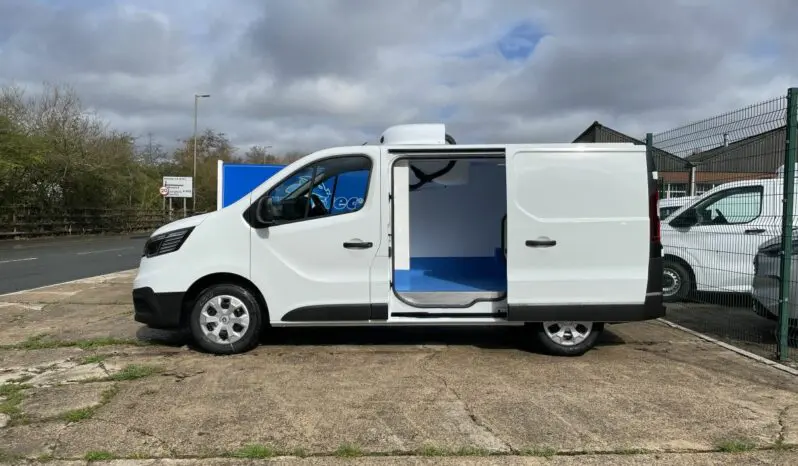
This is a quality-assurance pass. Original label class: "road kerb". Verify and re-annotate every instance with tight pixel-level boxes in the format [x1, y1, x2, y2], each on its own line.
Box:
[657, 318, 798, 376]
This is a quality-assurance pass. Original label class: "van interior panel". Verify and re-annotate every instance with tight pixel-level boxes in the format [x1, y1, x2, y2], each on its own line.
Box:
[393, 158, 507, 307]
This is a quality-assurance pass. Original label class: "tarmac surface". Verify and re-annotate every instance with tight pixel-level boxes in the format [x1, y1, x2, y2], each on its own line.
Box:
[0, 236, 148, 294]
[0, 270, 797, 464]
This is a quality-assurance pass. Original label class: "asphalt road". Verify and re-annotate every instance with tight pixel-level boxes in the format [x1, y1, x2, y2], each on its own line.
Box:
[0, 235, 148, 295]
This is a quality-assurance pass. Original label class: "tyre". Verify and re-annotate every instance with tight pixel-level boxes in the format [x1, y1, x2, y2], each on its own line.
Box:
[534, 322, 603, 356]
[189, 283, 263, 355]
[663, 260, 691, 302]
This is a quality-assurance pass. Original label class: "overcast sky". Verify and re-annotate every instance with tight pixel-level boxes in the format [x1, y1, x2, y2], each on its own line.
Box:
[1, 0, 796, 153]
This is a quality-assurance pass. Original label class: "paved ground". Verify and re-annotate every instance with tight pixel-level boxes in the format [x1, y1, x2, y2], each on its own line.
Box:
[1, 271, 798, 464]
[664, 292, 798, 364]
[0, 235, 148, 294]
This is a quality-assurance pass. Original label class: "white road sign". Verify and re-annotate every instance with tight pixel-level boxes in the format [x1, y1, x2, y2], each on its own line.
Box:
[162, 176, 193, 198]
[159, 186, 169, 196]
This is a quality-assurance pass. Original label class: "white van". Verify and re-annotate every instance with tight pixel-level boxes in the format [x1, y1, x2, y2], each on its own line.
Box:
[661, 175, 794, 301]
[658, 196, 697, 220]
[132, 124, 664, 356]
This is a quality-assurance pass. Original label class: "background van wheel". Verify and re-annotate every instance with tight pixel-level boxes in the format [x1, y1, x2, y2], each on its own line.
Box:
[534, 322, 603, 356]
[663, 260, 691, 302]
[189, 283, 263, 355]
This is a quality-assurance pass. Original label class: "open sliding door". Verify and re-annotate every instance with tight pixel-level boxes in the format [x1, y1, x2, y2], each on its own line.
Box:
[504, 144, 650, 321]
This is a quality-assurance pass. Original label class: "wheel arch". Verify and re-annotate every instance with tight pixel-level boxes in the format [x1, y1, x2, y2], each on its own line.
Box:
[181, 272, 270, 327]
[663, 253, 696, 292]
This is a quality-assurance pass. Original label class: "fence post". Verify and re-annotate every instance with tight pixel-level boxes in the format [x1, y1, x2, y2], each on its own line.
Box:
[777, 87, 798, 361]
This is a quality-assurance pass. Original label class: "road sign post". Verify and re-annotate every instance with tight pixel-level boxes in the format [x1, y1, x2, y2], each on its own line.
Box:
[162, 176, 193, 217]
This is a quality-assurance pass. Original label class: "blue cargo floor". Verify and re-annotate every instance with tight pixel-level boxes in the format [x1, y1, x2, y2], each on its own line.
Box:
[393, 254, 507, 293]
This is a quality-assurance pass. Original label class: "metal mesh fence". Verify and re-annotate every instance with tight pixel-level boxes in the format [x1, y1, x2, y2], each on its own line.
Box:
[650, 89, 798, 363]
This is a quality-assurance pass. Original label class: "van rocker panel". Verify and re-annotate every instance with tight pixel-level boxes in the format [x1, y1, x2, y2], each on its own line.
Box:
[281, 304, 389, 322]
[505, 295, 664, 322]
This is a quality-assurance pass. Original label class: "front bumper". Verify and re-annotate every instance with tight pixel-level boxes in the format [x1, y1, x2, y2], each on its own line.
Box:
[132, 287, 185, 329]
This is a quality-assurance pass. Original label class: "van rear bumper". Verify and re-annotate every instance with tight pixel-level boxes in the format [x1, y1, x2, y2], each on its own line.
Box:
[507, 258, 665, 322]
[132, 287, 184, 329]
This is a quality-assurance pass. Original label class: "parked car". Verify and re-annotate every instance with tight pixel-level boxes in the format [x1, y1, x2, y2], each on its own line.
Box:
[751, 232, 798, 327]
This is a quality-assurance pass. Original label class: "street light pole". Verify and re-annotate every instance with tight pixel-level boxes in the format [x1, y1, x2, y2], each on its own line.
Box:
[193, 93, 210, 212]
[264, 145, 272, 164]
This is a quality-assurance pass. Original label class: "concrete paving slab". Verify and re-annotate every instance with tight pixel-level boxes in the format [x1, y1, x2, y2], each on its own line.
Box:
[4, 326, 789, 459]
[0, 348, 86, 375]
[1, 271, 798, 463]
[6, 451, 798, 465]
[0, 421, 67, 458]
[20, 382, 115, 420]
[0, 304, 136, 346]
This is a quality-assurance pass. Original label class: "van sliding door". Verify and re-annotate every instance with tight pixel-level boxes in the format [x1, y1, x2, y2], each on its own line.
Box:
[504, 144, 650, 317]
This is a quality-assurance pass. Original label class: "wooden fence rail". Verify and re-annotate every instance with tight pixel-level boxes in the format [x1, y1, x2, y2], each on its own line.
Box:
[0, 206, 201, 240]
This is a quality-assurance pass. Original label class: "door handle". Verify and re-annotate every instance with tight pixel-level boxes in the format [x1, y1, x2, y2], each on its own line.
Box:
[526, 239, 557, 247]
[343, 241, 373, 249]
[745, 229, 766, 234]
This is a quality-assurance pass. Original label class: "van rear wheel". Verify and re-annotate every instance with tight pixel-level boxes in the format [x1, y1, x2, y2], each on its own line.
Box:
[533, 321, 603, 356]
[189, 283, 263, 355]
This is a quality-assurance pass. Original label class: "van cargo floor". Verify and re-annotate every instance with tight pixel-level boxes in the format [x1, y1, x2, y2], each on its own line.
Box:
[393, 256, 506, 306]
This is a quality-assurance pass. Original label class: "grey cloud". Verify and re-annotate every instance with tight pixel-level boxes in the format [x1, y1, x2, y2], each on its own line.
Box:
[1, 3, 186, 79]
[240, 0, 470, 82]
[2, 0, 798, 154]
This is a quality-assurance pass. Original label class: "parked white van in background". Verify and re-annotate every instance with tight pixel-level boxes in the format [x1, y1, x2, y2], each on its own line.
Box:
[658, 196, 696, 220]
[132, 124, 664, 356]
[661, 171, 796, 301]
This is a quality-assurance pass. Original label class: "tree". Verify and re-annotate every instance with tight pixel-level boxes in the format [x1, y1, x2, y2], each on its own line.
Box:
[281, 150, 306, 163]
[243, 145, 279, 164]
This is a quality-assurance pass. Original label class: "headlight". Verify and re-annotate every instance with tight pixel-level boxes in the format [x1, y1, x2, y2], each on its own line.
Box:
[143, 227, 195, 258]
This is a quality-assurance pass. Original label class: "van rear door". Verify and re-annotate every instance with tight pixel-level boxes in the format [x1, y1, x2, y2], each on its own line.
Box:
[504, 143, 656, 322]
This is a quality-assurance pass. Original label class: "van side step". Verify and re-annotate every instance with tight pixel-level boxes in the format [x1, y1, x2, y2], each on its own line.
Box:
[391, 311, 508, 319]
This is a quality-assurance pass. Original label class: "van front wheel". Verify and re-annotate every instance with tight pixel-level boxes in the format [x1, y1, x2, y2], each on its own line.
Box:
[534, 321, 603, 356]
[189, 283, 263, 355]
[663, 260, 691, 302]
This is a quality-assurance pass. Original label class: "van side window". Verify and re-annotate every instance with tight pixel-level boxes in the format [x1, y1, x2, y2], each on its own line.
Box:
[263, 155, 372, 224]
[692, 186, 763, 225]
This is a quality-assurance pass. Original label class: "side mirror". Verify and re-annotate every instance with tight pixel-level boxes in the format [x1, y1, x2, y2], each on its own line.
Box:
[254, 197, 276, 227]
[669, 208, 698, 229]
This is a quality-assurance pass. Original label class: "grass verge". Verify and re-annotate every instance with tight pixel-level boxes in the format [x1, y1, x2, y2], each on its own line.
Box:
[228, 444, 276, 459]
[716, 438, 757, 453]
[18, 441, 798, 462]
[84, 451, 116, 461]
[334, 443, 364, 457]
[109, 364, 162, 381]
[79, 354, 108, 365]
[1, 334, 147, 351]
[0, 382, 30, 424]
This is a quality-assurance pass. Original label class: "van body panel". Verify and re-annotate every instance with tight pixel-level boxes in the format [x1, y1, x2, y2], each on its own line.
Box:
[246, 146, 383, 322]
[132, 206, 253, 328]
[504, 144, 650, 308]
